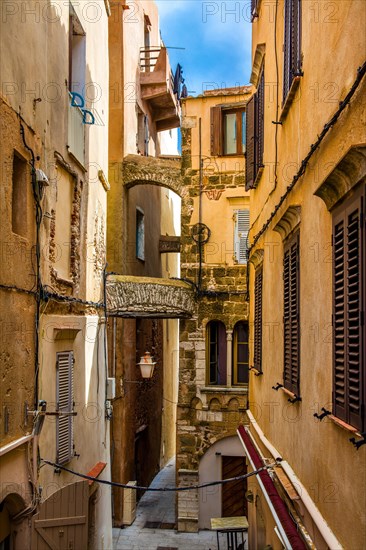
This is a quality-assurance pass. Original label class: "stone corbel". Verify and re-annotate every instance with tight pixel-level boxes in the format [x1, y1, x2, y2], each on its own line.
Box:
[314, 145, 366, 211]
[273, 206, 301, 241]
[248, 248, 264, 269]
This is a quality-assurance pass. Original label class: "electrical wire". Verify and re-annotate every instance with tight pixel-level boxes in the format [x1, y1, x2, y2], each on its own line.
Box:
[41, 458, 275, 491]
[248, 61, 366, 255]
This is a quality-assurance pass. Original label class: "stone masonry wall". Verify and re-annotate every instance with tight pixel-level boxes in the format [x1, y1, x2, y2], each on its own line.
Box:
[177, 125, 249, 532]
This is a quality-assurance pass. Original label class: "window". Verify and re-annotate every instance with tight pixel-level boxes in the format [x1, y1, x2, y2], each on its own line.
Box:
[210, 106, 246, 156]
[206, 321, 227, 385]
[283, 232, 300, 395]
[234, 209, 249, 264]
[56, 351, 74, 464]
[233, 322, 249, 384]
[332, 187, 365, 431]
[283, 0, 302, 106]
[12, 152, 28, 237]
[136, 208, 145, 261]
[254, 266, 263, 373]
[245, 67, 264, 190]
[54, 166, 74, 281]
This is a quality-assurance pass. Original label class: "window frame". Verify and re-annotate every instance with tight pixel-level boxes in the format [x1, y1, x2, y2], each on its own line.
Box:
[210, 105, 246, 157]
[206, 320, 227, 385]
[283, 231, 300, 395]
[332, 186, 365, 431]
[233, 321, 249, 385]
[56, 351, 74, 465]
[136, 207, 145, 261]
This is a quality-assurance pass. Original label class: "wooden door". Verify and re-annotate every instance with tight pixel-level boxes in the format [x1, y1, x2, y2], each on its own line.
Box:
[31, 481, 89, 550]
[222, 456, 247, 517]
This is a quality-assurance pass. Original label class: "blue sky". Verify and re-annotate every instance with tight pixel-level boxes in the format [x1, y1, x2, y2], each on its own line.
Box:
[155, 1, 252, 96]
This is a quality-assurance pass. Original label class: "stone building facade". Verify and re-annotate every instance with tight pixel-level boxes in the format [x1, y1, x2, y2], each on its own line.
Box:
[0, 1, 112, 548]
[176, 88, 253, 531]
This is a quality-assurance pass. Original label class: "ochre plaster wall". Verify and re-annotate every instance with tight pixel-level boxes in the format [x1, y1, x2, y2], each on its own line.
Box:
[248, 1, 366, 547]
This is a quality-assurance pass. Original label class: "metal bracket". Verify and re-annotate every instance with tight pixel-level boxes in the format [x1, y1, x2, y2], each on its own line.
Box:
[272, 383, 283, 391]
[313, 407, 331, 421]
[349, 433, 366, 450]
[288, 394, 302, 404]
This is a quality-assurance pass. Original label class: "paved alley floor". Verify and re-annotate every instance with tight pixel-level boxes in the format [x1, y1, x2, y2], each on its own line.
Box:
[113, 458, 218, 550]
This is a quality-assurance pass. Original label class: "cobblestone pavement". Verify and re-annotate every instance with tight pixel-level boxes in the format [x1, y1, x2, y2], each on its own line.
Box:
[113, 458, 218, 550]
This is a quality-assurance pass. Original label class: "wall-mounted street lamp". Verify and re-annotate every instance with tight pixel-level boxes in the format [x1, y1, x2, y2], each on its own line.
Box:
[137, 351, 156, 379]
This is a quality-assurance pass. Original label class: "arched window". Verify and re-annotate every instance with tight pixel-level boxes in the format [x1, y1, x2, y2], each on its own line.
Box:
[206, 321, 227, 385]
[233, 321, 249, 385]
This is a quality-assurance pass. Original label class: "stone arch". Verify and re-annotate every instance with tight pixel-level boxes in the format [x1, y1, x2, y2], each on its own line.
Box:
[122, 154, 183, 197]
[0, 492, 26, 517]
[227, 397, 240, 411]
[209, 397, 221, 411]
[190, 396, 202, 410]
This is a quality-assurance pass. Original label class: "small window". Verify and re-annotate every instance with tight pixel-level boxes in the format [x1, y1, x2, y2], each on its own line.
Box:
[56, 351, 74, 465]
[283, 231, 300, 395]
[234, 209, 249, 264]
[12, 152, 28, 237]
[136, 208, 145, 261]
[211, 106, 246, 156]
[254, 266, 263, 373]
[233, 322, 249, 384]
[206, 321, 227, 385]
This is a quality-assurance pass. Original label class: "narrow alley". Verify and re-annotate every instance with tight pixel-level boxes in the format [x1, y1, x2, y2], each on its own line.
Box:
[112, 459, 218, 550]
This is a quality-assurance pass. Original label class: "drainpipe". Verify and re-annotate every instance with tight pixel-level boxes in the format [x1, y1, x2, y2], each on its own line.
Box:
[246, 410, 343, 549]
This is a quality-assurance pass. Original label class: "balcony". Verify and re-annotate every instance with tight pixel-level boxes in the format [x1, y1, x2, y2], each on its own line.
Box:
[140, 47, 180, 131]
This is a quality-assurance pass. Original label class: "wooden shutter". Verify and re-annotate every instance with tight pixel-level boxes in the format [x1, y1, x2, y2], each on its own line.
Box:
[56, 351, 74, 464]
[250, 0, 258, 22]
[283, 233, 300, 394]
[254, 267, 263, 372]
[234, 210, 250, 264]
[210, 106, 222, 156]
[245, 96, 255, 190]
[283, 0, 302, 104]
[333, 188, 365, 430]
[256, 68, 265, 174]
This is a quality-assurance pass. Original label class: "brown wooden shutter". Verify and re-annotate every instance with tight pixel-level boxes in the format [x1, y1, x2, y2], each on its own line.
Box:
[250, 0, 258, 22]
[283, 232, 300, 394]
[56, 351, 74, 464]
[254, 267, 263, 372]
[283, 0, 302, 104]
[256, 68, 265, 174]
[245, 96, 255, 190]
[210, 106, 222, 156]
[333, 188, 365, 430]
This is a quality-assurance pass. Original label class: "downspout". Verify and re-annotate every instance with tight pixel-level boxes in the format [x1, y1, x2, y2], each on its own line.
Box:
[246, 410, 343, 549]
[198, 117, 203, 291]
